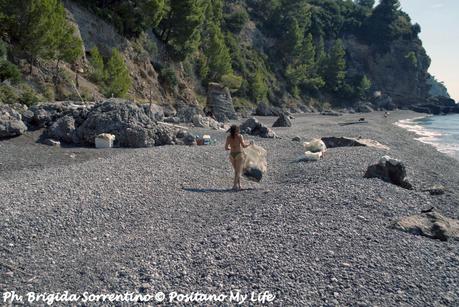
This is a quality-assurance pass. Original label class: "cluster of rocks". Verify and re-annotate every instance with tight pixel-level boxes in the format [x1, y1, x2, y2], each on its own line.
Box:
[240, 117, 276, 138]
[1, 100, 210, 148]
[410, 96, 459, 115]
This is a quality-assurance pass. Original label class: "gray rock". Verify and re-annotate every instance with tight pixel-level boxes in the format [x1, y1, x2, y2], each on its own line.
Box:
[182, 133, 197, 146]
[392, 211, 459, 242]
[142, 103, 164, 122]
[175, 100, 200, 123]
[272, 113, 292, 128]
[255, 102, 282, 116]
[422, 184, 446, 196]
[0, 105, 27, 139]
[292, 136, 301, 142]
[240, 117, 276, 138]
[76, 99, 175, 148]
[364, 156, 413, 189]
[206, 83, 238, 122]
[164, 117, 181, 124]
[47, 116, 76, 144]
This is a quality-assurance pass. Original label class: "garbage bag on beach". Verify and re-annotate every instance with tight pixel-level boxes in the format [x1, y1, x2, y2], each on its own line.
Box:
[242, 145, 267, 182]
[303, 138, 327, 153]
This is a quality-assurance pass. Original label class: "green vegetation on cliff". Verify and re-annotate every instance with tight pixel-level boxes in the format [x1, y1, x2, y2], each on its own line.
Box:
[0, 0, 438, 107]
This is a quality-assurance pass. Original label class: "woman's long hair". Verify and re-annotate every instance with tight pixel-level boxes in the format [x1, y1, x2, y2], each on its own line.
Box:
[229, 125, 240, 139]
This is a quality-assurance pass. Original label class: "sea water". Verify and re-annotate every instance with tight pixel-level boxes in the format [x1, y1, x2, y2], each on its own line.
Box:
[396, 114, 459, 160]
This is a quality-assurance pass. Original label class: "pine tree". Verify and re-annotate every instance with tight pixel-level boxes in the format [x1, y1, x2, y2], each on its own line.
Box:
[205, 23, 232, 82]
[103, 49, 131, 98]
[89, 47, 105, 83]
[47, 1, 83, 87]
[250, 69, 268, 101]
[324, 39, 346, 92]
[0, 0, 66, 73]
[365, 0, 402, 47]
[159, 0, 205, 60]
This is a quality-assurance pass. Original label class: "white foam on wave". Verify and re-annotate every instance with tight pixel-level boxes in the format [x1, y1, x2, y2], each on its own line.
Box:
[395, 116, 459, 159]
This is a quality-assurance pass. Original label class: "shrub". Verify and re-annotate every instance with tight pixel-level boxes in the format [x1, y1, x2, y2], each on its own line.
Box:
[224, 10, 249, 33]
[19, 84, 40, 106]
[159, 67, 178, 89]
[0, 84, 19, 104]
[221, 74, 243, 90]
[0, 60, 21, 84]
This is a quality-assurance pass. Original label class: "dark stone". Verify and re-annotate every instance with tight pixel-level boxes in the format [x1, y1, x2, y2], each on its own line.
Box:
[365, 156, 413, 189]
[240, 117, 276, 138]
[272, 113, 292, 128]
[142, 103, 164, 122]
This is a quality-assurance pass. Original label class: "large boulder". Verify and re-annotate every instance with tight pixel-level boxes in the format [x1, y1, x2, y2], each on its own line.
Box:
[365, 156, 412, 189]
[0, 105, 27, 138]
[240, 117, 276, 139]
[392, 210, 459, 242]
[75, 99, 175, 147]
[47, 115, 76, 144]
[272, 113, 292, 128]
[207, 83, 238, 122]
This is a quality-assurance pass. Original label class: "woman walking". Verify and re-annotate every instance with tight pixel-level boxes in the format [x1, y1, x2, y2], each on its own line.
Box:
[225, 125, 253, 190]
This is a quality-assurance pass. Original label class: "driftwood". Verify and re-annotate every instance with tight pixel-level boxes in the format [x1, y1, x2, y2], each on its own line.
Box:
[157, 122, 189, 130]
[338, 121, 369, 126]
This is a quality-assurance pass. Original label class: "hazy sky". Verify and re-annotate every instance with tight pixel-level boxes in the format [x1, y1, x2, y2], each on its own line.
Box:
[399, 0, 459, 101]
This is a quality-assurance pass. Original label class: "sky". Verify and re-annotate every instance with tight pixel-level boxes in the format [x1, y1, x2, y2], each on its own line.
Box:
[399, 0, 459, 101]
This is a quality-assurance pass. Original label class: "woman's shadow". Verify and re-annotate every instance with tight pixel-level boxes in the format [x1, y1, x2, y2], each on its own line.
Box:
[183, 187, 256, 193]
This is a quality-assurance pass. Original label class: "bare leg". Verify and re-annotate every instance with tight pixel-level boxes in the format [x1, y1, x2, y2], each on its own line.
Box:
[229, 157, 238, 190]
[234, 157, 243, 190]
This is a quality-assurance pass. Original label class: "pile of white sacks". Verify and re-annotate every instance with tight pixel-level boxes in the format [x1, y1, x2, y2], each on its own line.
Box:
[301, 139, 327, 162]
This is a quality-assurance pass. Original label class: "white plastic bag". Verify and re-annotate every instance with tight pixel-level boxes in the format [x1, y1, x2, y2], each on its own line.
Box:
[242, 145, 267, 182]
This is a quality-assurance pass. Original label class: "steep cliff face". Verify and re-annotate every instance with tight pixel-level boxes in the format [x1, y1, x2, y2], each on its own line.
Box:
[344, 36, 431, 106]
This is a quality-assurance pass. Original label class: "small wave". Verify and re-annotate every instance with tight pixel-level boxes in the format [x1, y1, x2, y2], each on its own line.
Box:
[395, 116, 459, 160]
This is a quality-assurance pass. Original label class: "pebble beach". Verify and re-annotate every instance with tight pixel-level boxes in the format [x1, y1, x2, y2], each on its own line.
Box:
[1, 110, 458, 306]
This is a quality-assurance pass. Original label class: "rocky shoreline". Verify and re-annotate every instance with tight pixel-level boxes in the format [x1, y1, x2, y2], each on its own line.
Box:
[1, 110, 458, 306]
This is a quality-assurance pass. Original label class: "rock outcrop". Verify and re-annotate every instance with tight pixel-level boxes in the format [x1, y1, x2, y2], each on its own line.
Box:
[75, 99, 175, 147]
[392, 210, 459, 242]
[206, 83, 238, 122]
[272, 113, 292, 128]
[240, 118, 276, 139]
[365, 156, 412, 189]
[0, 105, 27, 138]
